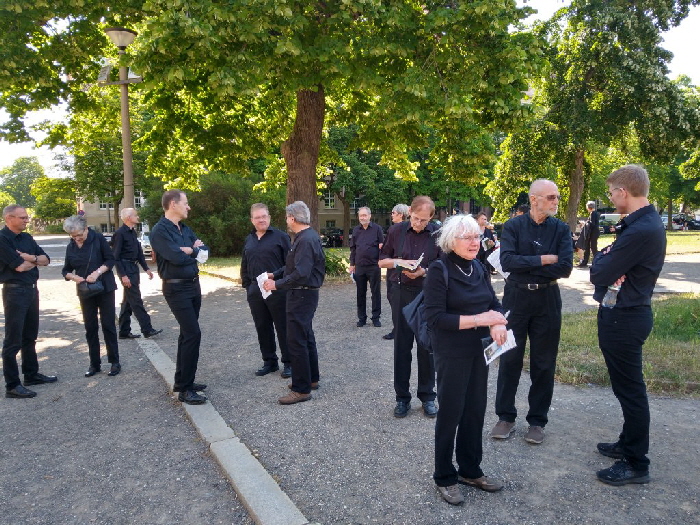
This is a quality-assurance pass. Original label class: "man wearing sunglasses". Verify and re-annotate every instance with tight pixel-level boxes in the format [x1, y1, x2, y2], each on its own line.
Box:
[491, 179, 572, 445]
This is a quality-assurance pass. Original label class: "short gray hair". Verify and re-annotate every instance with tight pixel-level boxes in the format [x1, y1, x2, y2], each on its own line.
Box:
[392, 204, 409, 220]
[358, 206, 371, 215]
[63, 215, 88, 234]
[3, 204, 23, 218]
[120, 207, 136, 221]
[285, 201, 310, 225]
[586, 201, 596, 210]
[435, 214, 480, 254]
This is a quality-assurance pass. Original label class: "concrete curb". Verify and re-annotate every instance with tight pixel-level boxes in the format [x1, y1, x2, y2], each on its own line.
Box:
[137, 337, 310, 525]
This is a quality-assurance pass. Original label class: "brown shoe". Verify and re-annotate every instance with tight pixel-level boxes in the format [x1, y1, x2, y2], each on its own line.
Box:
[436, 484, 464, 505]
[524, 425, 545, 444]
[278, 391, 312, 405]
[458, 476, 504, 493]
[288, 382, 319, 390]
[490, 420, 516, 439]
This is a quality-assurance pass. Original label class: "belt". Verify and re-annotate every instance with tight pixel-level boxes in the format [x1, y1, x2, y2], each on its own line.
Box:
[124, 259, 139, 263]
[3, 283, 37, 289]
[163, 276, 199, 284]
[290, 286, 319, 290]
[509, 280, 558, 290]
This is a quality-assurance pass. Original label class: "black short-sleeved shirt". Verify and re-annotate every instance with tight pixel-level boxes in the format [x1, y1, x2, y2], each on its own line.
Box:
[240, 227, 291, 289]
[150, 217, 207, 280]
[274, 228, 325, 290]
[379, 221, 440, 287]
[0, 227, 49, 285]
[112, 224, 149, 277]
[350, 222, 384, 266]
[61, 229, 117, 293]
[590, 205, 666, 307]
[499, 213, 573, 284]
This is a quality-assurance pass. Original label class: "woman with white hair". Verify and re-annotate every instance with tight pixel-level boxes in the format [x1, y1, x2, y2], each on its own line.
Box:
[424, 214, 508, 505]
[61, 215, 120, 377]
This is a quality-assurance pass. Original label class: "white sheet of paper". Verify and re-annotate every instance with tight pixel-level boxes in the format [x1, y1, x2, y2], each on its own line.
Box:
[196, 248, 209, 264]
[257, 272, 272, 299]
[487, 247, 509, 279]
[484, 329, 516, 365]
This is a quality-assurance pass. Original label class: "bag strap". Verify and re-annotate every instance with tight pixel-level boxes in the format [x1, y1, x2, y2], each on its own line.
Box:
[81, 236, 95, 278]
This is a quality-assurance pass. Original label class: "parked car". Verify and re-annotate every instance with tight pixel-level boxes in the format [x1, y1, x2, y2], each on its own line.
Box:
[320, 227, 344, 247]
[139, 233, 154, 259]
[660, 215, 682, 230]
[685, 219, 700, 230]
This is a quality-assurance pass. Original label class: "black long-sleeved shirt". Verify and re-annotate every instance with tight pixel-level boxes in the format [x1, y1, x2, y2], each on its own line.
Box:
[350, 222, 384, 266]
[150, 217, 207, 280]
[273, 228, 325, 290]
[590, 205, 666, 307]
[0, 227, 49, 285]
[61, 229, 117, 293]
[112, 224, 149, 277]
[379, 221, 441, 287]
[240, 227, 291, 288]
[500, 213, 573, 284]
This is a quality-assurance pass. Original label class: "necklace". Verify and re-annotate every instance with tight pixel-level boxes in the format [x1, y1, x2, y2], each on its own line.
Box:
[454, 262, 473, 277]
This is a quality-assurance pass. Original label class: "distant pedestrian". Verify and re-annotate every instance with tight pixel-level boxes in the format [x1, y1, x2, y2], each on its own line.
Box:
[382, 203, 409, 340]
[515, 204, 529, 217]
[576, 201, 600, 268]
[349, 206, 384, 328]
[1, 205, 57, 398]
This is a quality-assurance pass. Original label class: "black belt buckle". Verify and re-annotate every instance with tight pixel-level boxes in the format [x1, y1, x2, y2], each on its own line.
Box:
[527, 283, 538, 290]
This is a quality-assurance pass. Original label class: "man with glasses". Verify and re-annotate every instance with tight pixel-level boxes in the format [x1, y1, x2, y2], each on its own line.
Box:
[379, 196, 441, 418]
[0, 205, 57, 398]
[590, 165, 665, 486]
[491, 180, 572, 444]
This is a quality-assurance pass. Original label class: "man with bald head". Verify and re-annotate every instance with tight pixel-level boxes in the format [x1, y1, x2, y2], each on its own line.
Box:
[491, 179, 572, 444]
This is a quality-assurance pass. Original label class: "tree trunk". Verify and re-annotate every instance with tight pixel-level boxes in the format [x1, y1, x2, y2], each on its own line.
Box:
[566, 149, 585, 231]
[342, 197, 351, 248]
[113, 201, 121, 232]
[281, 85, 325, 232]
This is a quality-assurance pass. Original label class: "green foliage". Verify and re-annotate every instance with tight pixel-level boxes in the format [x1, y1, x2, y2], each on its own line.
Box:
[0, 189, 14, 210]
[0, 156, 44, 207]
[30, 175, 76, 222]
[323, 248, 348, 277]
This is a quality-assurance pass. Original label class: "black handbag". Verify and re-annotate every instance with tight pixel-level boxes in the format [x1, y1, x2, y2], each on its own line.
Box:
[76, 238, 105, 299]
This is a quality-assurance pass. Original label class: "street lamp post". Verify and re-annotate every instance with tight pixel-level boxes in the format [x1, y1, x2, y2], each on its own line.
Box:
[104, 27, 138, 209]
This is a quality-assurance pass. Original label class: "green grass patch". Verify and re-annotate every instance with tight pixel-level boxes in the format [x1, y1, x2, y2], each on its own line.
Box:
[556, 293, 700, 396]
[664, 231, 700, 254]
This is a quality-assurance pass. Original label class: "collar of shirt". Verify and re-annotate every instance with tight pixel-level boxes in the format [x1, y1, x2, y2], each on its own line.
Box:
[621, 204, 656, 228]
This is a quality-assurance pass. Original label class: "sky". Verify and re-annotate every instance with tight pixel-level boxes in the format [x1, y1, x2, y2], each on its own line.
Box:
[1, 2, 699, 175]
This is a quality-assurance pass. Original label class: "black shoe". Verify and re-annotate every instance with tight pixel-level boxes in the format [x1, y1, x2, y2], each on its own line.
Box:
[577, 263, 588, 268]
[178, 390, 207, 405]
[372, 319, 382, 328]
[255, 364, 280, 376]
[6, 385, 37, 398]
[382, 332, 394, 340]
[85, 366, 101, 377]
[422, 400, 438, 418]
[143, 328, 163, 338]
[394, 401, 411, 418]
[173, 383, 207, 392]
[597, 441, 624, 459]
[597, 459, 650, 486]
[107, 363, 121, 376]
[357, 320, 367, 327]
[281, 365, 292, 378]
[119, 333, 141, 339]
[23, 373, 58, 386]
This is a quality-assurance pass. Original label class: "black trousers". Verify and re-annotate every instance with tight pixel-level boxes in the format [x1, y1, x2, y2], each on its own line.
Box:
[386, 277, 397, 334]
[286, 289, 319, 394]
[598, 306, 653, 470]
[163, 280, 202, 391]
[118, 262, 154, 335]
[581, 232, 599, 265]
[79, 290, 119, 368]
[495, 283, 562, 427]
[355, 265, 381, 322]
[2, 285, 40, 390]
[246, 285, 289, 365]
[392, 285, 436, 403]
[433, 350, 488, 486]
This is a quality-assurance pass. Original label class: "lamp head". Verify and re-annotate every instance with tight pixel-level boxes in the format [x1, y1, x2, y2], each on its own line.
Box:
[104, 27, 137, 50]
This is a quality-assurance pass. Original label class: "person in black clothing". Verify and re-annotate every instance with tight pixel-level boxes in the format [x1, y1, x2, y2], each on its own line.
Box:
[379, 196, 441, 419]
[350, 206, 384, 328]
[383, 203, 409, 340]
[424, 214, 508, 505]
[150, 190, 209, 405]
[241, 203, 292, 378]
[113, 208, 162, 339]
[590, 165, 665, 486]
[263, 201, 325, 405]
[62, 215, 121, 377]
[475, 212, 496, 273]
[577, 201, 600, 268]
[1, 205, 57, 398]
[491, 179, 573, 445]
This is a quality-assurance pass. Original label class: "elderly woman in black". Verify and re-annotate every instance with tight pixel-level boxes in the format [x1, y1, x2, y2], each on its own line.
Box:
[62, 216, 121, 377]
[424, 214, 508, 505]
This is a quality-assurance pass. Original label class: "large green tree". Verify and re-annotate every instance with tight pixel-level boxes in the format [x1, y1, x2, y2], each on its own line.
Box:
[30, 175, 77, 223]
[0, 156, 44, 207]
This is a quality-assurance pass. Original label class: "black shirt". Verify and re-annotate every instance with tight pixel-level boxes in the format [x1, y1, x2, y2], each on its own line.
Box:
[380, 221, 441, 287]
[590, 205, 666, 307]
[61, 229, 117, 293]
[588, 210, 600, 233]
[500, 213, 573, 284]
[0, 227, 49, 285]
[240, 227, 291, 289]
[112, 224, 149, 277]
[350, 222, 384, 266]
[274, 228, 325, 290]
[150, 217, 207, 280]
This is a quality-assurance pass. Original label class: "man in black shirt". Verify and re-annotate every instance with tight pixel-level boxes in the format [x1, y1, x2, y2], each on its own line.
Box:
[577, 201, 600, 268]
[0, 205, 57, 398]
[263, 201, 325, 405]
[241, 203, 292, 378]
[379, 196, 441, 419]
[150, 190, 209, 405]
[350, 206, 384, 328]
[590, 165, 665, 486]
[113, 208, 162, 339]
[491, 179, 572, 444]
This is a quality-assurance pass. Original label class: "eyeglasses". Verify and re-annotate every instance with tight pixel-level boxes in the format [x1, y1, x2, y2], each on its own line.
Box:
[10, 215, 30, 220]
[537, 194, 560, 201]
[456, 234, 481, 242]
[411, 216, 430, 225]
[606, 187, 624, 199]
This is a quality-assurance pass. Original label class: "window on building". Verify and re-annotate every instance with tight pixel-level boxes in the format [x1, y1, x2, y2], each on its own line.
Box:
[325, 220, 336, 228]
[134, 191, 145, 208]
[323, 190, 335, 209]
[99, 194, 115, 210]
